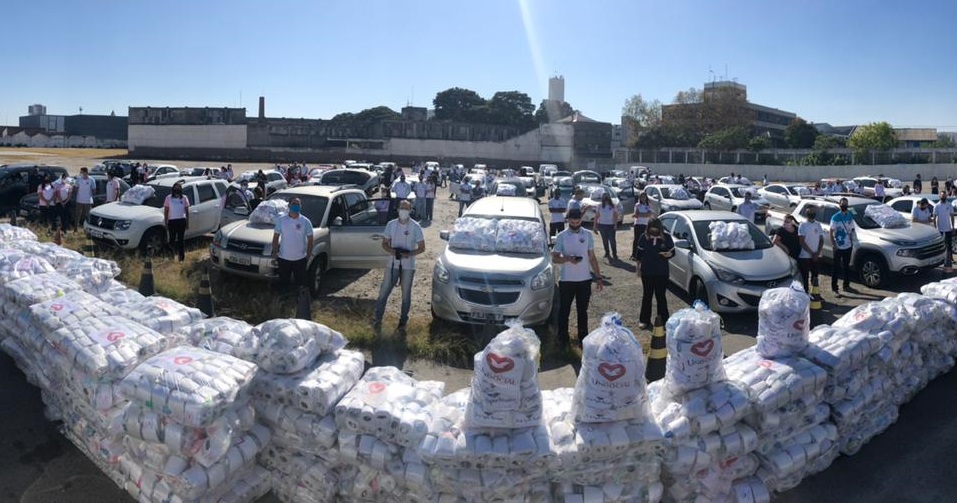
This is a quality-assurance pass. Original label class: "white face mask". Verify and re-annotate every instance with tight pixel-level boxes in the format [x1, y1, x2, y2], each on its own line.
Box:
[398, 209, 411, 220]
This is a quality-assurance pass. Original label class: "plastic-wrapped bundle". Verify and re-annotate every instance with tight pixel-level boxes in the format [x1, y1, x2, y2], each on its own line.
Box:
[0, 255, 57, 285]
[726, 476, 772, 503]
[648, 380, 752, 440]
[920, 278, 957, 306]
[251, 349, 364, 416]
[1, 337, 42, 386]
[248, 198, 288, 225]
[833, 300, 907, 335]
[496, 218, 547, 254]
[30, 339, 125, 410]
[265, 448, 338, 503]
[756, 281, 810, 359]
[8, 240, 85, 269]
[665, 451, 763, 502]
[240, 318, 347, 374]
[120, 184, 155, 204]
[466, 322, 543, 429]
[754, 423, 839, 493]
[335, 366, 445, 448]
[428, 465, 551, 502]
[553, 480, 664, 503]
[1, 271, 81, 314]
[838, 402, 899, 456]
[58, 257, 121, 294]
[256, 400, 339, 455]
[122, 296, 206, 335]
[709, 221, 755, 250]
[0, 223, 37, 243]
[178, 317, 255, 358]
[95, 280, 146, 305]
[336, 462, 429, 502]
[28, 290, 123, 333]
[118, 346, 259, 428]
[121, 455, 271, 503]
[662, 301, 726, 395]
[864, 203, 908, 229]
[448, 216, 498, 252]
[803, 326, 885, 379]
[42, 315, 168, 382]
[724, 349, 827, 417]
[573, 312, 650, 423]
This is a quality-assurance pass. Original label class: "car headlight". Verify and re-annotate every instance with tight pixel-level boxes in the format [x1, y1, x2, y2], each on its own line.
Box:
[115, 220, 132, 231]
[531, 266, 553, 290]
[434, 261, 450, 284]
[213, 230, 224, 247]
[896, 249, 919, 258]
[712, 266, 745, 285]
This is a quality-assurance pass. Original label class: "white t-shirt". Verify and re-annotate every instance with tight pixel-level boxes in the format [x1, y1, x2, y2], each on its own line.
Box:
[392, 181, 412, 199]
[548, 197, 567, 223]
[425, 181, 436, 199]
[414, 182, 427, 198]
[56, 183, 72, 204]
[738, 201, 759, 223]
[385, 218, 424, 269]
[875, 184, 885, 197]
[75, 176, 95, 204]
[634, 203, 652, 226]
[274, 214, 314, 261]
[39, 185, 54, 206]
[935, 201, 954, 232]
[106, 179, 120, 202]
[597, 206, 617, 225]
[798, 221, 824, 258]
[912, 205, 932, 223]
[163, 194, 190, 220]
[553, 228, 595, 282]
[458, 182, 472, 202]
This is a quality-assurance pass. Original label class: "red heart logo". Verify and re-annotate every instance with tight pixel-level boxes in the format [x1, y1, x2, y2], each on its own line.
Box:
[369, 382, 386, 394]
[598, 362, 626, 381]
[758, 360, 774, 369]
[690, 339, 714, 357]
[792, 319, 806, 331]
[485, 352, 515, 373]
[51, 304, 64, 312]
[106, 331, 125, 342]
[173, 356, 193, 365]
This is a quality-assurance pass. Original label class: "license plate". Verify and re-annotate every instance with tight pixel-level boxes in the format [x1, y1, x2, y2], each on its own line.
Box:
[228, 254, 252, 266]
[87, 229, 104, 239]
[471, 311, 504, 321]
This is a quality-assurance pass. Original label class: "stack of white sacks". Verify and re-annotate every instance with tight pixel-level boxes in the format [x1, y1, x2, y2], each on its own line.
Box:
[708, 221, 755, 251]
[416, 323, 552, 502]
[544, 313, 665, 503]
[648, 301, 764, 503]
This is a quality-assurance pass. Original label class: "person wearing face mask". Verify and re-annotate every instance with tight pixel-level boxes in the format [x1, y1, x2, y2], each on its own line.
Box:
[163, 183, 190, 261]
[271, 197, 314, 292]
[829, 197, 856, 297]
[595, 192, 620, 260]
[934, 192, 955, 271]
[551, 208, 603, 349]
[373, 200, 425, 332]
[737, 191, 759, 223]
[390, 173, 412, 220]
[772, 214, 801, 262]
[912, 198, 933, 225]
[631, 192, 655, 261]
[548, 188, 567, 239]
[797, 205, 824, 293]
[635, 218, 674, 330]
[74, 167, 96, 231]
[38, 176, 55, 232]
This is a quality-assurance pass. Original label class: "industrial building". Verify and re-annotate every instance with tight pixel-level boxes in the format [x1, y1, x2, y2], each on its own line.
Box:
[2, 104, 129, 147]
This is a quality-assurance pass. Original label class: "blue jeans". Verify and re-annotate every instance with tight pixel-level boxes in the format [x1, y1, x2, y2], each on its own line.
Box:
[425, 197, 435, 220]
[374, 266, 415, 326]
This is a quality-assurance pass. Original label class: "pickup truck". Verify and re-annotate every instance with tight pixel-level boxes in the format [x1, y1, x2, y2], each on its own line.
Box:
[209, 185, 391, 296]
[765, 195, 945, 288]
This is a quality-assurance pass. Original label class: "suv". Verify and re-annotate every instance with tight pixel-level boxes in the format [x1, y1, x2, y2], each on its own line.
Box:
[209, 185, 391, 296]
[85, 176, 231, 252]
[432, 196, 554, 325]
[0, 164, 69, 214]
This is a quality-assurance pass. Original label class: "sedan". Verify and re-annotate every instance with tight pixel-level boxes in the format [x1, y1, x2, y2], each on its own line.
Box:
[702, 184, 772, 223]
[658, 210, 797, 313]
[578, 183, 624, 225]
[758, 183, 811, 210]
[644, 184, 704, 214]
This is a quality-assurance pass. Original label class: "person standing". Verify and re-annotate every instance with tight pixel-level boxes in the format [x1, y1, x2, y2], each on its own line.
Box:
[635, 218, 674, 330]
[931, 176, 940, 195]
[28, 166, 42, 194]
[548, 189, 567, 239]
[413, 176, 428, 220]
[594, 193, 620, 260]
[163, 183, 190, 261]
[737, 191, 760, 223]
[797, 206, 824, 293]
[551, 209, 603, 348]
[457, 178, 471, 217]
[105, 171, 121, 203]
[136, 163, 147, 185]
[54, 174, 73, 234]
[914, 174, 923, 194]
[38, 176, 55, 231]
[271, 197, 314, 291]
[424, 174, 437, 221]
[373, 200, 425, 331]
[829, 197, 856, 296]
[772, 214, 802, 263]
[874, 180, 886, 202]
[934, 192, 955, 271]
[470, 179, 485, 203]
[631, 192, 654, 261]
[74, 167, 96, 231]
[390, 174, 412, 220]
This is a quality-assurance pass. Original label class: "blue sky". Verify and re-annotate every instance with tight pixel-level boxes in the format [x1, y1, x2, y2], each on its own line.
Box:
[3, 0, 956, 130]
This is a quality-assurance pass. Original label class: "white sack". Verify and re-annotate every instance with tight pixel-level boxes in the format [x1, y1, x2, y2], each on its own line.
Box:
[121, 296, 206, 335]
[178, 317, 255, 358]
[709, 221, 755, 250]
[663, 300, 726, 395]
[58, 257, 121, 294]
[28, 290, 123, 333]
[43, 315, 167, 382]
[0, 256, 57, 285]
[240, 318, 347, 374]
[449, 217, 498, 252]
[496, 218, 547, 254]
[120, 184, 155, 204]
[249, 198, 288, 225]
[0, 223, 37, 243]
[864, 204, 908, 229]
[756, 281, 810, 358]
[466, 321, 543, 429]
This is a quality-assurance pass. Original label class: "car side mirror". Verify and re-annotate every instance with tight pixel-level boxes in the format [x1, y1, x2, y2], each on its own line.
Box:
[439, 230, 450, 241]
[674, 239, 691, 249]
[332, 216, 343, 226]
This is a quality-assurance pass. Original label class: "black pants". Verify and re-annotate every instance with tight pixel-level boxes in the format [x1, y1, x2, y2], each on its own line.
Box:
[56, 204, 71, 232]
[598, 223, 617, 258]
[632, 224, 647, 259]
[167, 218, 187, 261]
[640, 274, 669, 325]
[557, 280, 592, 346]
[550, 222, 565, 238]
[277, 257, 308, 290]
[798, 257, 820, 292]
[40, 206, 54, 231]
[832, 247, 853, 291]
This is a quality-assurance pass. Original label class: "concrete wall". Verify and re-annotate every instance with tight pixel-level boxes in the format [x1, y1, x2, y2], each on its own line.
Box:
[619, 163, 957, 183]
[128, 125, 247, 151]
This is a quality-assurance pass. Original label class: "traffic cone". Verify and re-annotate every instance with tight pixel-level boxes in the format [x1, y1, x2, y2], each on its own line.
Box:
[197, 266, 215, 317]
[138, 254, 155, 297]
[296, 286, 312, 321]
[809, 282, 822, 325]
[645, 315, 667, 383]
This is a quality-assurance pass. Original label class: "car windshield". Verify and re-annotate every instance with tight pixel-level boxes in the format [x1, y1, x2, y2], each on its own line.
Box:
[848, 202, 882, 230]
[730, 187, 758, 198]
[693, 219, 772, 251]
[139, 185, 173, 208]
[660, 187, 690, 200]
[557, 178, 574, 188]
[266, 193, 329, 225]
[322, 170, 369, 185]
[789, 185, 811, 195]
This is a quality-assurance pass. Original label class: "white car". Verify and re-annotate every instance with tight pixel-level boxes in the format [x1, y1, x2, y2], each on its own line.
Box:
[758, 183, 811, 210]
[578, 183, 624, 225]
[853, 177, 903, 199]
[234, 170, 287, 196]
[643, 184, 704, 214]
[146, 164, 180, 181]
[85, 176, 233, 253]
[703, 184, 772, 223]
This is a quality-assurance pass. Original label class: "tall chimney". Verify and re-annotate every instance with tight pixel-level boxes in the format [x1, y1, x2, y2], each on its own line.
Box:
[258, 97, 265, 120]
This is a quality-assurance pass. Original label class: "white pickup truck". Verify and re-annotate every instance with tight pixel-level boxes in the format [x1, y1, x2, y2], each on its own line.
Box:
[765, 195, 945, 288]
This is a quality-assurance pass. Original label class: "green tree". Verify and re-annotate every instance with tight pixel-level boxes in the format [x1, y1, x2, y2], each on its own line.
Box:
[848, 122, 897, 151]
[662, 86, 750, 146]
[353, 106, 401, 124]
[433, 87, 486, 122]
[813, 135, 845, 150]
[748, 134, 771, 152]
[932, 133, 956, 148]
[622, 94, 662, 147]
[534, 99, 575, 123]
[487, 91, 536, 129]
[698, 126, 750, 151]
[784, 118, 819, 148]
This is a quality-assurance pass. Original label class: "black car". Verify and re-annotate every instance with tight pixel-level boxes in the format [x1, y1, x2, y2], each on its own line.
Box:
[17, 175, 130, 222]
[317, 169, 380, 196]
[0, 164, 69, 214]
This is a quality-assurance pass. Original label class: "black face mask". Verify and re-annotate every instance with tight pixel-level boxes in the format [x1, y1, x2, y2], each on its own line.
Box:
[807, 213, 816, 220]
[840, 205, 848, 211]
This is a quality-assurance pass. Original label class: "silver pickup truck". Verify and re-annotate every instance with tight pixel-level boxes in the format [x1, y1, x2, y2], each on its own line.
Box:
[765, 195, 945, 288]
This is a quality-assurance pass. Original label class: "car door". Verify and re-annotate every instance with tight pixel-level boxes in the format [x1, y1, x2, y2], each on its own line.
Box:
[658, 214, 685, 288]
[645, 187, 662, 214]
[220, 186, 252, 227]
[668, 215, 695, 288]
[329, 194, 390, 269]
[762, 185, 782, 208]
[186, 183, 220, 236]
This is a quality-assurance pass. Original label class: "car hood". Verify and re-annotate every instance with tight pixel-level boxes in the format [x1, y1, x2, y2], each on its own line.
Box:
[219, 220, 278, 244]
[90, 202, 161, 220]
[662, 199, 703, 210]
[862, 223, 940, 242]
[701, 246, 792, 280]
[441, 248, 547, 274]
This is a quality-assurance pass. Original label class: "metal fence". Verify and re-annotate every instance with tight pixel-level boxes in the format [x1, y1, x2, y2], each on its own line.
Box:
[612, 148, 957, 166]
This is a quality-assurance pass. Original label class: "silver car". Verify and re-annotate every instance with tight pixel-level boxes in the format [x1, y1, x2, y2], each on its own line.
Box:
[643, 184, 704, 214]
[758, 183, 810, 210]
[703, 184, 772, 223]
[658, 210, 797, 313]
[431, 196, 554, 325]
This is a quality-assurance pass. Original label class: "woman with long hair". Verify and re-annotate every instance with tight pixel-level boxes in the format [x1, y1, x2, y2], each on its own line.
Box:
[631, 191, 655, 261]
[635, 217, 674, 329]
[595, 192, 620, 260]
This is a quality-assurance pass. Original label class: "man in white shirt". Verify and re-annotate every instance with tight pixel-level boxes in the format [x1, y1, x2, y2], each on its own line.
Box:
[271, 197, 315, 292]
[874, 180, 886, 202]
[74, 167, 96, 231]
[373, 200, 425, 332]
[935, 193, 955, 270]
[551, 209, 603, 348]
[105, 172, 121, 203]
[413, 177, 427, 221]
[457, 179, 472, 217]
[797, 206, 824, 293]
[912, 198, 933, 225]
[390, 174, 412, 219]
[737, 192, 759, 223]
[548, 188, 567, 239]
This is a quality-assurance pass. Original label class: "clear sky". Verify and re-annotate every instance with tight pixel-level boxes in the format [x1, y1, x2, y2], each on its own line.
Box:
[3, 0, 956, 130]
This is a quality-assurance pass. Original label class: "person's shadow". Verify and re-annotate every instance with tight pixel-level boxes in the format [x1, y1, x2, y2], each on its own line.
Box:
[371, 330, 410, 372]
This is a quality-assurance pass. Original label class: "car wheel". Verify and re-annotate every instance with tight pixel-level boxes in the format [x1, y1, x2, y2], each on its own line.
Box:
[857, 254, 886, 288]
[692, 278, 709, 305]
[308, 256, 324, 297]
[140, 227, 166, 255]
[703, 202, 711, 210]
